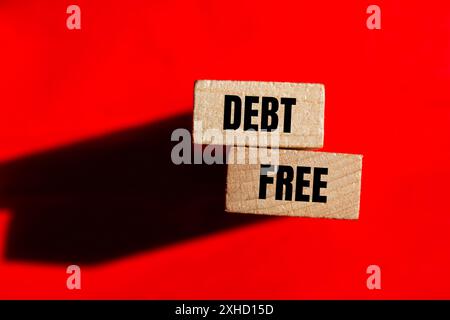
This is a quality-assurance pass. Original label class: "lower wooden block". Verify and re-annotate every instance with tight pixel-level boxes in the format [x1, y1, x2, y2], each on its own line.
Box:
[225, 148, 363, 219]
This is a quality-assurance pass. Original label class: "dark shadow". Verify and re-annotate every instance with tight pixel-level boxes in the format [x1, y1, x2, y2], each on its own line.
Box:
[0, 113, 267, 264]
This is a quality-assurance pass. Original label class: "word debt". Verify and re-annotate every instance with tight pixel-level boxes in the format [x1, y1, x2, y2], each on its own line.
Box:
[194, 80, 325, 149]
[224, 95, 296, 132]
[225, 148, 363, 220]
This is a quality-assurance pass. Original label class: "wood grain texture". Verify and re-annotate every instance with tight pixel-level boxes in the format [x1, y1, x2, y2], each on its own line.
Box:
[193, 80, 324, 149]
[226, 148, 363, 219]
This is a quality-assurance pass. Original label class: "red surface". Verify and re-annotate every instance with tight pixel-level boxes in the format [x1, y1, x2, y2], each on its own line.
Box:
[0, 0, 450, 299]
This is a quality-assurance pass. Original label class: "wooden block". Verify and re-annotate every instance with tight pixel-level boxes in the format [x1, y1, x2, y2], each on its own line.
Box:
[225, 148, 363, 219]
[194, 80, 324, 149]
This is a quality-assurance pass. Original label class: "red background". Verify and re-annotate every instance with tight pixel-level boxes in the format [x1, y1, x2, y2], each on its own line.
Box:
[0, 0, 449, 299]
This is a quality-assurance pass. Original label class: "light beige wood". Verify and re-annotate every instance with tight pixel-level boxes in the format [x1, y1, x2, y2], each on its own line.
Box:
[226, 147, 363, 219]
[193, 80, 324, 149]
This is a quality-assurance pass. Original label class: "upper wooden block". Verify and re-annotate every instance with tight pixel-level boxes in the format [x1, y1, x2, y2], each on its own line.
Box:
[193, 80, 325, 149]
[225, 148, 363, 219]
